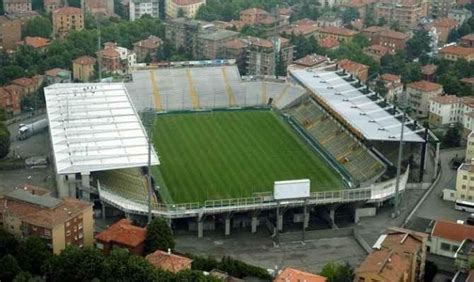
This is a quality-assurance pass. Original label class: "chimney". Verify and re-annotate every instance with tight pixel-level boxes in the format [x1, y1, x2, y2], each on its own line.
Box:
[167, 248, 171, 255]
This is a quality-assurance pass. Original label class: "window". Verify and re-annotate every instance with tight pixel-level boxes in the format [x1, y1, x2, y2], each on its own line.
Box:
[463, 185, 467, 189]
[464, 175, 468, 180]
[441, 242, 451, 251]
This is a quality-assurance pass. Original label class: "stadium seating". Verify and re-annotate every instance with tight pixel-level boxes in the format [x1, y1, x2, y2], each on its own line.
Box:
[285, 96, 386, 185]
[95, 168, 159, 207]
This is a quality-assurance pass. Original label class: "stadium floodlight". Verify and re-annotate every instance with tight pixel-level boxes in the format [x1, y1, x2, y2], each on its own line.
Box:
[392, 108, 407, 218]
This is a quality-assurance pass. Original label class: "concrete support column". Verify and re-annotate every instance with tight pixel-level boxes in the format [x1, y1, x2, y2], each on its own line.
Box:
[225, 217, 231, 236]
[197, 219, 204, 238]
[277, 214, 283, 231]
[68, 173, 77, 198]
[101, 202, 106, 220]
[81, 172, 91, 201]
[354, 209, 360, 224]
[433, 142, 440, 180]
[251, 216, 258, 234]
[303, 210, 310, 229]
[329, 208, 335, 228]
[56, 174, 69, 198]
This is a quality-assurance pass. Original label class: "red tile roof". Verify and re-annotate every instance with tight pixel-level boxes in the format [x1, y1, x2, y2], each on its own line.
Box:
[319, 37, 339, 49]
[294, 54, 328, 67]
[430, 95, 461, 105]
[319, 26, 358, 37]
[355, 249, 409, 281]
[338, 59, 368, 74]
[275, 267, 327, 282]
[95, 219, 146, 248]
[133, 35, 162, 49]
[432, 219, 474, 242]
[223, 38, 246, 50]
[407, 80, 443, 92]
[23, 36, 50, 49]
[433, 18, 459, 29]
[11, 77, 38, 87]
[53, 6, 82, 15]
[45, 68, 69, 77]
[381, 73, 401, 82]
[73, 55, 96, 65]
[440, 46, 474, 57]
[146, 250, 193, 273]
[421, 64, 438, 76]
[462, 34, 474, 41]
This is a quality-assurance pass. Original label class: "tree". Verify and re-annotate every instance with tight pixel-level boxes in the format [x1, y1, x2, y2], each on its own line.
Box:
[320, 262, 354, 282]
[13, 272, 35, 282]
[17, 236, 51, 275]
[144, 217, 175, 254]
[406, 29, 431, 60]
[0, 124, 11, 159]
[0, 254, 22, 281]
[341, 7, 359, 24]
[24, 16, 53, 39]
[177, 7, 186, 17]
[443, 125, 461, 148]
[0, 229, 19, 257]
[144, 52, 152, 64]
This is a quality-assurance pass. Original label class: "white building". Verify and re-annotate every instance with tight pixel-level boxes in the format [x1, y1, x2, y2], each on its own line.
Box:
[115, 45, 137, 71]
[129, 0, 159, 21]
[448, 8, 472, 25]
[407, 80, 443, 118]
[166, 0, 206, 19]
[429, 219, 474, 258]
[429, 95, 462, 127]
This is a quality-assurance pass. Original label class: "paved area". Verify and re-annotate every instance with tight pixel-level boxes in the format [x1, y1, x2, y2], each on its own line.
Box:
[175, 230, 366, 273]
[413, 148, 466, 222]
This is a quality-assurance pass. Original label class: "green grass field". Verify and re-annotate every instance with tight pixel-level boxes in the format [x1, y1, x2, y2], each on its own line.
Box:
[152, 110, 345, 204]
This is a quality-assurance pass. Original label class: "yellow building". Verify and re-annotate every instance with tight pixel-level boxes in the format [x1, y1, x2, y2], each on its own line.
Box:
[52, 7, 84, 38]
[166, 0, 206, 19]
[315, 26, 358, 43]
[0, 185, 94, 254]
[73, 55, 96, 82]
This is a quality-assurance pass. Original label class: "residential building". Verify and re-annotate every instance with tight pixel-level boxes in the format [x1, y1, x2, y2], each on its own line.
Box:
[274, 267, 327, 282]
[407, 80, 444, 117]
[20, 36, 50, 50]
[0, 16, 21, 51]
[83, 0, 114, 17]
[439, 46, 474, 62]
[461, 34, 474, 48]
[0, 85, 21, 116]
[432, 18, 459, 46]
[95, 219, 146, 255]
[448, 8, 472, 25]
[355, 249, 410, 282]
[45, 68, 72, 84]
[166, 0, 206, 19]
[11, 76, 42, 97]
[363, 44, 393, 62]
[430, 0, 457, 18]
[317, 0, 341, 8]
[222, 38, 247, 70]
[195, 27, 239, 59]
[315, 13, 343, 28]
[246, 36, 294, 76]
[43, 0, 62, 13]
[429, 95, 463, 126]
[52, 7, 84, 38]
[291, 53, 329, 69]
[2, 0, 32, 14]
[165, 17, 207, 53]
[374, 0, 429, 30]
[98, 42, 136, 75]
[466, 131, 474, 163]
[72, 55, 96, 82]
[461, 77, 474, 92]
[421, 64, 438, 82]
[462, 100, 474, 137]
[239, 7, 288, 33]
[378, 73, 403, 103]
[146, 249, 193, 273]
[429, 219, 474, 258]
[361, 26, 410, 52]
[5, 10, 39, 27]
[454, 238, 474, 272]
[315, 26, 358, 43]
[0, 185, 94, 254]
[129, 0, 159, 21]
[340, 0, 377, 21]
[319, 37, 339, 50]
[337, 59, 369, 82]
[133, 35, 162, 62]
[281, 19, 319, 38]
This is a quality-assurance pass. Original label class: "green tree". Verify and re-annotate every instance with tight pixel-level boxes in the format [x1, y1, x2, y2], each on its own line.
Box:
[406, 29, 431, 60]
[0, 254, 22, 281]
[0, 229, 19, 257]
[0, 124, 11, 159]
[144, 217, 175, 254]
[13, 272, 34, 282]
[443, 125, 461, 148]
[17, 237, 50, 275]
[320, 262, 354, 282]
[144, 52, 152, 64]
[177, 7, 186, 17]
[341, 7, 359, 24]
[24, 16, 53, 39]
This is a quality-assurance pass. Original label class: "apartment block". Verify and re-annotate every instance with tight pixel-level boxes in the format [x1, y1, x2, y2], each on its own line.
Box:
[432, 18, 459, 46]
[315, 26, 358, 43]
[430, 0, 456, 18]
[361, 26, 410, 52]
[129, 0, 159, 21]
[374, 0, 429, 30]
[194, 27, 239, 59]
[0, 16, 21, 51]
[439, 45, 474, 62]
[165, 17, 206, 53]
[133, 35, 162, 62]
[429, 95, 463, 127]
[83, 0, 114, 17]
[379, 73, 403, 103]
[0, 185, 94, 254]
[166, 0, 205, 19]
[2, 0, 31, 14]
[52, 7, 84, 38]
[448, 8, 472, 25]
[407, 80, 443, 117]
[340, 0, 377, 21]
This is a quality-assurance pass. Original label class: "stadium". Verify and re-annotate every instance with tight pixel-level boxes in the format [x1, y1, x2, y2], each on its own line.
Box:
[44, 61, 438, 236]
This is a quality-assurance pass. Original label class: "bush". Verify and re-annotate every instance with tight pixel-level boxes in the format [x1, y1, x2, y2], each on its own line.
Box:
[144, 218, 175, 255]
[0, 123, 10, 159]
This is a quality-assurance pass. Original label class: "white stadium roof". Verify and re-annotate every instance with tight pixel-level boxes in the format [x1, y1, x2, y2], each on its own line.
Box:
[45, 83, 159, 175]
[290, 68, 425, 143]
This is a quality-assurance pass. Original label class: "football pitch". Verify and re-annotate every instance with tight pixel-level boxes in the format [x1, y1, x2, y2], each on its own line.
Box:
[152, 110, 345, 204]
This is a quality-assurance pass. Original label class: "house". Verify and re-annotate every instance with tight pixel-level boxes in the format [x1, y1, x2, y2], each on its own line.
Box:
[432, 18, 459, 46]
[95, 219, 146, 255]
[2, 0, 32, 14]
[439, 46, 474, 62]
[363, 44, 393, 62]
[133, 35, 162, 62]
[355, 249, 410, 282]
[274, 267, 327, 282]
[429, 219, 474, 258]
[315, 26, 358, 43]
[319, 37, 339, 50]
[72, 55, 96, 82]
[0, 16, 22, 51]
[165, 0, 206, 19]
[0, 185, 94, 254]
[52, 7, 84, 38]
[361, 26, 410, 52]
[84, 0, 114, 18]
[407, 80, 444, 117]
[129, 0, 159, 21]
[281, 19, 319, 38]
[421, 64, 438, 82]
[337, 59, 369, 82]
[461, 34, 474, 48]
[11, 76, 42, 97]
[45, 68, 72, 84]
[0, 85, 21, 116]
[379, 73, 403, 103]
[98, 42, 136, 74]
[291, 54, 329, 68]
[145, 249, 193, 273]
[429, 95, 463, 127]
[20, 36, 50, 50]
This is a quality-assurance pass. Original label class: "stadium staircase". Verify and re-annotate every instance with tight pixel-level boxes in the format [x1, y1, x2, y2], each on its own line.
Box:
[285, 96, 386, 185]
[95, 168, 158, 207]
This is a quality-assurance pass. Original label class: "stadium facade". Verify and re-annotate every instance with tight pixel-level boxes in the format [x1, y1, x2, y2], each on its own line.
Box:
[44, 61, 439, 237]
